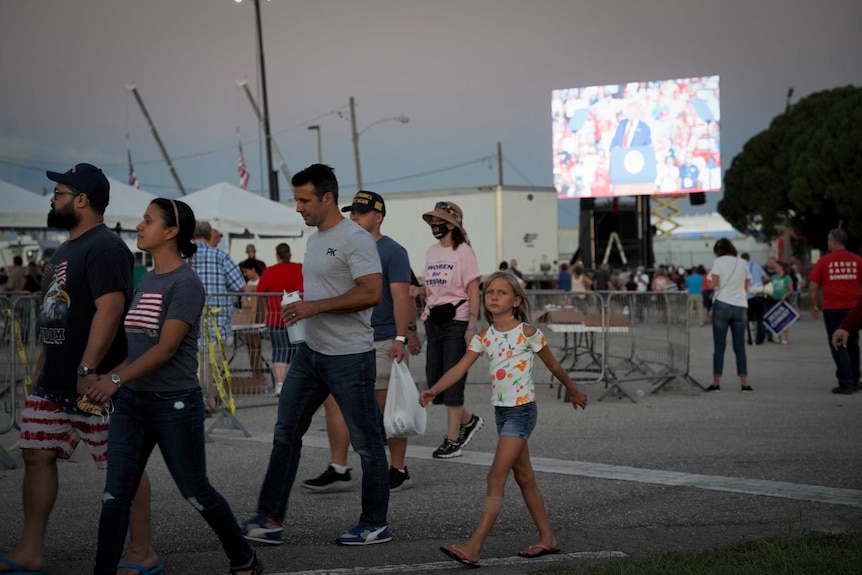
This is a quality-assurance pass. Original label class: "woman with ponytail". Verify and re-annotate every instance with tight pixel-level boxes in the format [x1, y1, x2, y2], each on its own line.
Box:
[89, 199, 262, 575]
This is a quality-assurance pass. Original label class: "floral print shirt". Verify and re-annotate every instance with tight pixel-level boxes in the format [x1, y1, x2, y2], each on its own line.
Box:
[469, 323, 546, 407]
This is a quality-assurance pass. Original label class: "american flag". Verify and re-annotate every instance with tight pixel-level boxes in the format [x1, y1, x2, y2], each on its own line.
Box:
[237, 138, 250, 190]
[127, 138, 140, 189]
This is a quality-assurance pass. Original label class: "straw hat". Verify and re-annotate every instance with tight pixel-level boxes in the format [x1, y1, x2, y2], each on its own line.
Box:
[422, 200, 464, 230]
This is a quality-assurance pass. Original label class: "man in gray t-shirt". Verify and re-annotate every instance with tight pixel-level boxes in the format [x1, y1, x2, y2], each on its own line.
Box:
[241, 164, 391, 547]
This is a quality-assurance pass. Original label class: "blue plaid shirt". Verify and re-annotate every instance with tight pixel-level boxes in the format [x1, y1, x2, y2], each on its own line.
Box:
[188, 242, 245, 341]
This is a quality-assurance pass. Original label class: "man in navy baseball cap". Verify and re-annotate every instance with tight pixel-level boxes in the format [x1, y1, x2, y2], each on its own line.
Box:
[46, 163, 110, 213]
[341, 190, 385, 216]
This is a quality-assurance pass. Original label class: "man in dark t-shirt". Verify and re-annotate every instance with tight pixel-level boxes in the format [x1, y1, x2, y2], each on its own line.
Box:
[4, 164, 158, 574]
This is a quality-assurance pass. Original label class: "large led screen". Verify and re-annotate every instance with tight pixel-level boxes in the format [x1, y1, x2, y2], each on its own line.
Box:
[552, 75, 721, 199]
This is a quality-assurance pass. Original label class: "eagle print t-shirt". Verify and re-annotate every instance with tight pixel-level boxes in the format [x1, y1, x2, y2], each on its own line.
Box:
[469, 323, 546, 407]
[124, 264, 205, 392]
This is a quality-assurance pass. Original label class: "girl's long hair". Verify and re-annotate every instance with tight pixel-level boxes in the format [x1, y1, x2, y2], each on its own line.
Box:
[482, 271, 530, 325]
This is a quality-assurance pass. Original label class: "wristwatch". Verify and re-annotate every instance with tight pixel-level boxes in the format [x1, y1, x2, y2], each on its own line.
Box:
[77, 364, 94, 377]
[394, 336, 408, 344]
[111, 374, 122, 388]
[407, 322, 417, 332]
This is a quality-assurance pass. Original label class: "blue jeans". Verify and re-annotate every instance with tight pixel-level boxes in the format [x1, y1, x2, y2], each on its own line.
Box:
[257, 343, 389, 527]
[823, 308, 860, 390]
[424, 319, 468, 406]
[712, 300, 748, 377]
[95, 387, 253, 574]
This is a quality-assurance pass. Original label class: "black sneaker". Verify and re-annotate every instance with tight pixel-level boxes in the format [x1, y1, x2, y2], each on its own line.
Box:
[457, 414, 484, 448]
[389, 466, 413, 492]
[832, 386, 854, 395]
[302, 465, 355, 492]
[432, 438, 462, 459]
[705, 384, 720, 392]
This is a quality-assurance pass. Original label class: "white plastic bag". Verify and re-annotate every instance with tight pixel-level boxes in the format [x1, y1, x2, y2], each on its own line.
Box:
[383, 360, 426, 437]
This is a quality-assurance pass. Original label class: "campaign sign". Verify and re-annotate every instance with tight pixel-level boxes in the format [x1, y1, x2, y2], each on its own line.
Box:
[764, 301, 799, 336]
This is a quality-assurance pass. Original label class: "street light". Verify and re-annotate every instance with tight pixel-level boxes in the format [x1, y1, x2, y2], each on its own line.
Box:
[236, 0, 279, 201]
[349, 96, 410, 190]
[307, 125, 322, 164]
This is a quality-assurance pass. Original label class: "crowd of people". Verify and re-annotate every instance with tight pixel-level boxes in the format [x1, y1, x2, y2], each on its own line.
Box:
[1, 160, 858, 574]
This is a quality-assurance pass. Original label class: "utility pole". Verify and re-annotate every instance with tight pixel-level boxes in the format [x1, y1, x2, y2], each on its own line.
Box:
[253, 0, 279, 201]
[126, 83, 186, 196]
[497, 141, 504, 186]
[350, 96, 362, 191]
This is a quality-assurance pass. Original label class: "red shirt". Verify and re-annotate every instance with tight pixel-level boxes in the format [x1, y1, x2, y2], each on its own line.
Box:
[256, 262, 304, 326]
[808, 249, 862, 309]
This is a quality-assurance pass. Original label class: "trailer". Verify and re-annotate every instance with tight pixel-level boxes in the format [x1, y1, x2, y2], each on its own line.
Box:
[226, 185, 561, 286]
[377, 185, 559, 283]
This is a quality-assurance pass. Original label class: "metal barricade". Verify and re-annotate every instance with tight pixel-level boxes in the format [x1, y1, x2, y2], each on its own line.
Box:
[526, 290, 702, 403]
[199, 292, 286, 438]
[528, 290, 607, 390]
[0, 294, 41, 468]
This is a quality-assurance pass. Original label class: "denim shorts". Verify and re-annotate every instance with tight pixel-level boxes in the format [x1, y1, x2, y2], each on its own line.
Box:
[494, 402, 538, 440]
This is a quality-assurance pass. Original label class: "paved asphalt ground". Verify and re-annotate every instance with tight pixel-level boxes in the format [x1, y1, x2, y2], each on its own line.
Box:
[1, 312, 861, 574]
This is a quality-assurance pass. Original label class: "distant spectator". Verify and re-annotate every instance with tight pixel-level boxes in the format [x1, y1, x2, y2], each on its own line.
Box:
[3, 255, 26, 291]
[808, 228, 862, 394]
[240, 243, 267, 272]
[209, 227, 224, 249]
[558, 263, 572, 292]
[256, 242, 304, 393]
[686, 266, 704, 326]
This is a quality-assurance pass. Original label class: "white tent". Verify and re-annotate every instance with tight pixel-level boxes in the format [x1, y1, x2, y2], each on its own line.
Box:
[180, 182, 305, 237]
[103, 177, 159, 231]
[0, 179, 51, 228]
[0, 177, 157, 231]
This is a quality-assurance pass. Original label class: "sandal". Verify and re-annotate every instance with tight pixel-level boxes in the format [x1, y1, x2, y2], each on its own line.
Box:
[229, 553, 263, 575]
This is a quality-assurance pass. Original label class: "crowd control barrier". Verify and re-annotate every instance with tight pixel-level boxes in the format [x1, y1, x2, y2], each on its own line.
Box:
[0, 293, 40, 469]
[199, 291, 286, 439]
[529, 290, 703, 403]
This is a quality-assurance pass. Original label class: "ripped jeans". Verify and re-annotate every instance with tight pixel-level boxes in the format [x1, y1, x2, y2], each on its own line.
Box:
[94, 386, 253, 574]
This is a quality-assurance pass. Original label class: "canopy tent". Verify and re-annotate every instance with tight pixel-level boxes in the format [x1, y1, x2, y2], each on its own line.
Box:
[103, 177, 159, 231]
[0, 177, 157, 231]
[180, 182, 305, 238]
[0, 179, 51, 228]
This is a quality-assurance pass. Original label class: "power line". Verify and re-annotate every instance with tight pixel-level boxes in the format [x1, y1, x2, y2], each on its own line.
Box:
[502, 154, 535, 186]
[363, 155, 496, 187]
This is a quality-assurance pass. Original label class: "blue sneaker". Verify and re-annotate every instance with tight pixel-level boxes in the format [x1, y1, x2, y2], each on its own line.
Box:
[336, 523, 392, 546]
[241, 514, 283, 545]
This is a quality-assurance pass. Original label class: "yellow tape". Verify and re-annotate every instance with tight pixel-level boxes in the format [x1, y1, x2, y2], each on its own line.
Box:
[203, 307, 235, 413]
[12, 310, 32, 396]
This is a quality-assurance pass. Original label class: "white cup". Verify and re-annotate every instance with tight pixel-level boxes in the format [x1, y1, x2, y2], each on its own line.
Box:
[281, 290, 306, 344]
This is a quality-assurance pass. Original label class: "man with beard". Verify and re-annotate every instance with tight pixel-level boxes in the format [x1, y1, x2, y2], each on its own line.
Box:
[1, 164, 158, 575]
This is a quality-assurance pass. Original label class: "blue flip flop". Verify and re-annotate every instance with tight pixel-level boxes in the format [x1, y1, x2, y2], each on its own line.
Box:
[0, 557, 46, 575]
[118, 564, 165, 575]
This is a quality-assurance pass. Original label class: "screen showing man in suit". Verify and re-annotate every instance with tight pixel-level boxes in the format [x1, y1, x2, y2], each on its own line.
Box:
[552, 75, 721, 199]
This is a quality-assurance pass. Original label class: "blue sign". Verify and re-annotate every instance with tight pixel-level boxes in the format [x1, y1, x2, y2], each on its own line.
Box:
[764, 301, 799, 336]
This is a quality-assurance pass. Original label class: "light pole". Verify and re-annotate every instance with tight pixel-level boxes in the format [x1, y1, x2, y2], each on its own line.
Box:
[307, 125, 322, 164]
[236, 0, 278, 201]
[349, 96, 410, 190]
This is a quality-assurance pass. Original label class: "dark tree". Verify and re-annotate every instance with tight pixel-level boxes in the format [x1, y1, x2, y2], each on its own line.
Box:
[719, 86, 862, 252]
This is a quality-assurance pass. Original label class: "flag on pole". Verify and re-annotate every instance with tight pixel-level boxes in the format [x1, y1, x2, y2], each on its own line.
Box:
[126, 136, 140, 189]
[237, 137, 251, 191]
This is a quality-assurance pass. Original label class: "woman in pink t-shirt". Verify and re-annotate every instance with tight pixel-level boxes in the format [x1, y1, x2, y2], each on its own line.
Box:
[409, 201, 483, 460]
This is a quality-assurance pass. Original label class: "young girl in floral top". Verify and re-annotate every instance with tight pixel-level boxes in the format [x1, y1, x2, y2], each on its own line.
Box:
[420, 271, 588, 568]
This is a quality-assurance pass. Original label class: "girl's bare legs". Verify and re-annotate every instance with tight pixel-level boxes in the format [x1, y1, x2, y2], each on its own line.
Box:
[448, 436, 527, 562]
[513, 441, 557, 552]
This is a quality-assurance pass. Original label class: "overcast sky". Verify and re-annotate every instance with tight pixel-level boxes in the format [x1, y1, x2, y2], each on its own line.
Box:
[1, 0, 860, 226]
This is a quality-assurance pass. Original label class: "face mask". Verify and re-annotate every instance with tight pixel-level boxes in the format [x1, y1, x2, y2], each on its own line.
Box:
[431, 223, 450, 239]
